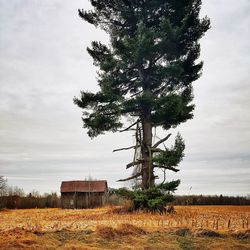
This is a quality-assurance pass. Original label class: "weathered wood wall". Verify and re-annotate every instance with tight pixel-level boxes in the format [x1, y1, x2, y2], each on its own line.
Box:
[61, 192, 107, 209]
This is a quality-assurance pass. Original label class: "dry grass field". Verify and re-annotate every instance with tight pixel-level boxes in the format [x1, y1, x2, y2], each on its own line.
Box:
[0, 206, 249, 249]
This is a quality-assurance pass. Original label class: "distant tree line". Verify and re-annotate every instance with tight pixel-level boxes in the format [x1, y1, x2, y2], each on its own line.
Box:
[0, 176, 60, 209]
[1, 176, 249, 209]
[108, 187, 250, 206]
[173, 194, 250, 206]
[0, 193, 60, 209]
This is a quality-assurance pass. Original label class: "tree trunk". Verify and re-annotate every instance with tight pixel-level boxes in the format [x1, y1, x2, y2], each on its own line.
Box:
[138, 66, 154, 189]
[141, 112, 154, 189]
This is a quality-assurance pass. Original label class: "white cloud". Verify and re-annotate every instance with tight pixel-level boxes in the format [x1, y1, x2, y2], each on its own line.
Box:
[0, 0, 249, 195]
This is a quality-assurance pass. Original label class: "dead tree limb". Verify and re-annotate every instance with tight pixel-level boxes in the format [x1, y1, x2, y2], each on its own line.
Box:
[151, 147, 165, 153]
[133, 123, 139, 165]
[153, 165, 180, 172]
[161, 169, 166, 184]
[118, 119, 140, 132]
[126, 159, 144, 169]
[147, 145, 152, 185]
[153, 133, 171, 148]
[131, 90, 143, 97]
[117, 172, 142, 182]
[113, 146, 135, 152]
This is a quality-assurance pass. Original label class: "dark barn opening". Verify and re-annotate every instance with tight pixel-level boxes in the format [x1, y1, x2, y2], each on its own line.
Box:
[60, 180, 108, 209]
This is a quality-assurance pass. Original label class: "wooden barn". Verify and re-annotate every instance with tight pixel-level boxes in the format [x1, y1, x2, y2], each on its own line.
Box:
[60, 180, 108, 209]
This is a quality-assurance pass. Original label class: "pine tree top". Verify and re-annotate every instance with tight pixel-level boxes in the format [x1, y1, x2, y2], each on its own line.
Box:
[74, 0, 210, 137]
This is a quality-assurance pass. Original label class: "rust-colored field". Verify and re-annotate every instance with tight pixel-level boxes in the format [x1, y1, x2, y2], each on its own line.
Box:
[0, 206, 249, 249]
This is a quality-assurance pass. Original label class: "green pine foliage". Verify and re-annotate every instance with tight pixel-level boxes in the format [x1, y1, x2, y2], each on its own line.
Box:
[153, 133, 185, 170]
[115, 180, 180, 213]
[74, 0, 210, 136]
[74, 0, 210, 210]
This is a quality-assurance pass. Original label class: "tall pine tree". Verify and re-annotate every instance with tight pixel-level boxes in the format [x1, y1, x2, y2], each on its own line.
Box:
[74, 0, 210, 193]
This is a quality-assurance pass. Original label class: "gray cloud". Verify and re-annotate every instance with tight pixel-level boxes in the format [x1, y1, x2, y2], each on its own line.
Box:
[0, 0, 249, 195]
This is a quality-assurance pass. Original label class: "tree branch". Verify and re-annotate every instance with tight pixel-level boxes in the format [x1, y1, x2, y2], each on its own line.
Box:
[161, 169, 166, 185]
[151, 147, 165, 153]
[153, 133, 171, 148]
[131, 90, 143, 97]
[147, 145, 152, 185]
[118, 119, 140, 132]
[117, 172, 142, 182]
[113, 146, 135, 152]
[153, 165, 180, 172]
[126, 159, 144, 169]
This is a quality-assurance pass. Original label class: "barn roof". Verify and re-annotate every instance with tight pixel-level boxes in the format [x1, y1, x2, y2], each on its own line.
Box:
[60, 180, 108, 193]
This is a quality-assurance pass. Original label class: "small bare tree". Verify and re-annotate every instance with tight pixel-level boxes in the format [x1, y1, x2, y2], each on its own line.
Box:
[0, 176, 7, 196]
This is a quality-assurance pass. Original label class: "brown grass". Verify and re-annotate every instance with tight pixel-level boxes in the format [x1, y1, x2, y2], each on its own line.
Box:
[0, 206, 249, 249]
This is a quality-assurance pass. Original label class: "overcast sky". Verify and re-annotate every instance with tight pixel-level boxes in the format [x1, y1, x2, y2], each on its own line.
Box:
[0, 0, 249, 196]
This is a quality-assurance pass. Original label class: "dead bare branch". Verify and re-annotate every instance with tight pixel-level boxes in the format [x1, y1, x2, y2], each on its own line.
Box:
[118, 119, 140, 132]
[117, 172, 142, 182]
[153, 133, 171, 148]
[153, 165, 180, 172]
[151, 147, 165, 153]
[126, 159, 144, 169]
[131, 90, 143, 97]
[113, 146, 135, 152]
